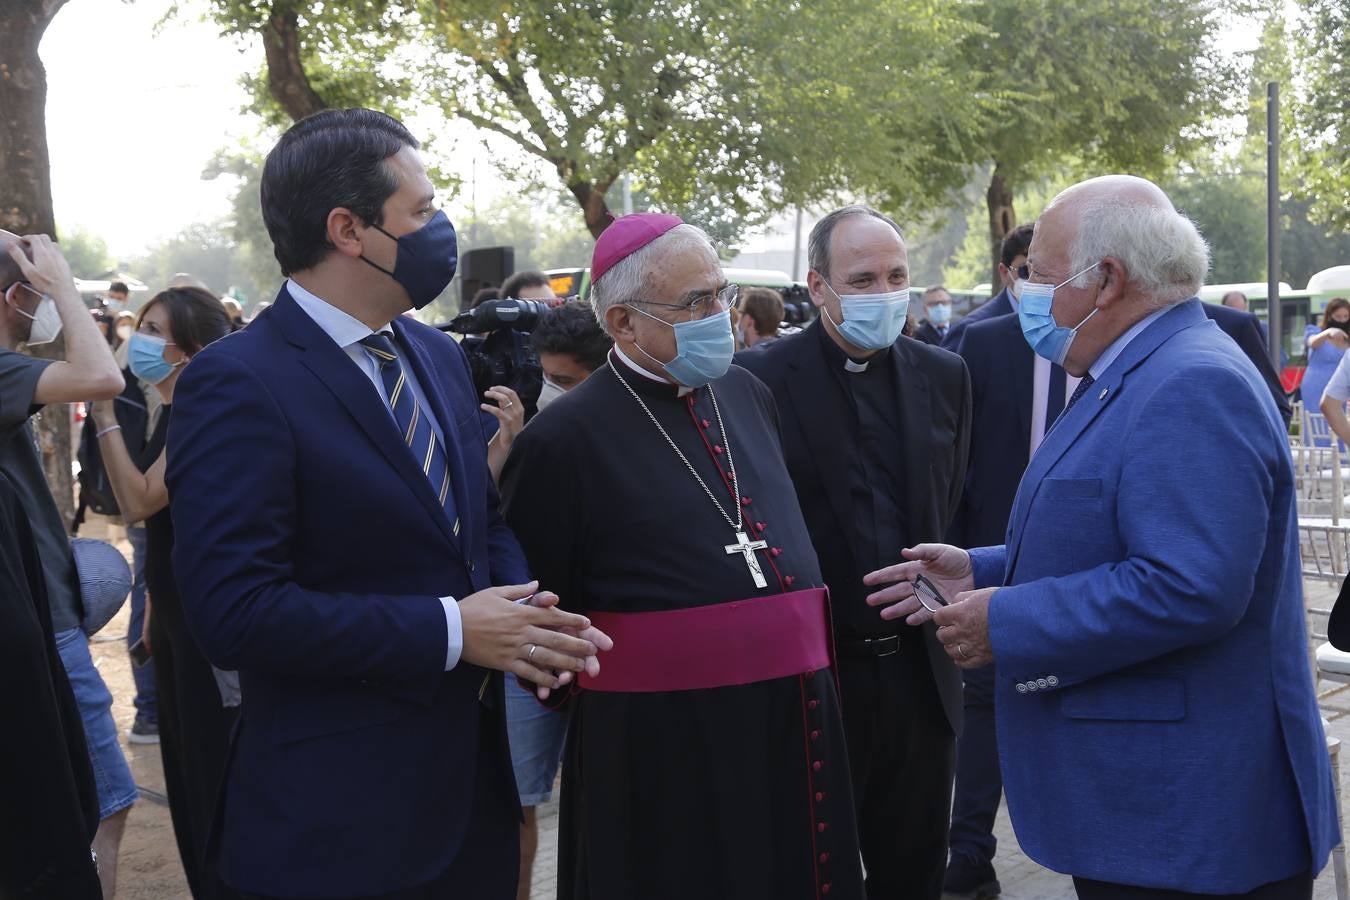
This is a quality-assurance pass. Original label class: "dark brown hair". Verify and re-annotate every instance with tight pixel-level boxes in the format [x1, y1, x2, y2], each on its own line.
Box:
[1322, 298, 1350, 329]
[136, 287, 231, 356]
[0, 235, 33, 292]
[739, 287, 784, 336]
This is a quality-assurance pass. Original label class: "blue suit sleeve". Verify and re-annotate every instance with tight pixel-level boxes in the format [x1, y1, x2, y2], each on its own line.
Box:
[166, 349, 449, 678]
[969, 545, 1007, 589]
[987, 364, 1280, 686]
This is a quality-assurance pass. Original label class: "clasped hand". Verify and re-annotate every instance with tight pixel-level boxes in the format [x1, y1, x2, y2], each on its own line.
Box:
[861, 543, 997, 668]
[458, 581, 613, 698]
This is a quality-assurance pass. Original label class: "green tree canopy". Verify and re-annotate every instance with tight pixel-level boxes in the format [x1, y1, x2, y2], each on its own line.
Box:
[203, 0, 992, 239]
[1292, 0, 1350, 232]
[952, 0, 1232, 283]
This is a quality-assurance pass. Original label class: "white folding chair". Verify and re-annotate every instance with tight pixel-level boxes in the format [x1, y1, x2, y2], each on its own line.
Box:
[1294, 445, 1346, 525]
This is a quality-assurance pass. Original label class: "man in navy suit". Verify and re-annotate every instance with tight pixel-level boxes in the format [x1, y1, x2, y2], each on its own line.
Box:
[869, 175, 1336, 899]
[165, 109, 609, 900]
[941, 225, 1033, 351]
[944, 254, 1295, 899]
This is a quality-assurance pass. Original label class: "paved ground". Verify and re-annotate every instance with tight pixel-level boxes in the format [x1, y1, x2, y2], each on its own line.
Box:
[82, 513, 1348, 898]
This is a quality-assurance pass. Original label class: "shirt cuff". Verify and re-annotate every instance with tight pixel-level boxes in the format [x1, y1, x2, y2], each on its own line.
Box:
[440, 596, 463, 670]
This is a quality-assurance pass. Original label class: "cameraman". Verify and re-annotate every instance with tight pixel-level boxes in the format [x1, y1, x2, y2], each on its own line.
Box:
[1, 232, 129, 898]
[500, 270, 563, 307]
[501, 298, 612, 900]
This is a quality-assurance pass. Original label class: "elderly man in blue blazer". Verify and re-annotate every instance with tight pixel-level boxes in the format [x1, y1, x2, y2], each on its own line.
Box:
[865, 175, 1337, 900]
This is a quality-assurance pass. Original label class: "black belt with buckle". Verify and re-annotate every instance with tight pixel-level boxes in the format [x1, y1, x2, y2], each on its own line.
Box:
[835, 634, 901, 658]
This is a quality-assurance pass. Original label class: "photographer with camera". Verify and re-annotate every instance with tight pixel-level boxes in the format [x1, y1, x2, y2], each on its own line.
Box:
[499, 270, 563, 308]
[477, 272, 561, 485]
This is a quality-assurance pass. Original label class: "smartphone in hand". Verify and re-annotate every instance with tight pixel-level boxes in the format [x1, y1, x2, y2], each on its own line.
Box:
[129, 636, 151, 667]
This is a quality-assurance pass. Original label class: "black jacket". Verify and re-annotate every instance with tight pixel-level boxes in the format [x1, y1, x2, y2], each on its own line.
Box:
[738, 321, 971, 733]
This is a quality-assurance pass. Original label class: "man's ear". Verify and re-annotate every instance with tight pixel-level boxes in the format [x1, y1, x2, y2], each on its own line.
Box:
[806, 270, 828, 309]
[605, 304, 638, 342]
[1096, 257, 1128, 309]
[326, 208, 366, 260]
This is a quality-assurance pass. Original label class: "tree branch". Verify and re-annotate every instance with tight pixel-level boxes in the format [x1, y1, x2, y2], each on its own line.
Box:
[262, 4, 328, 121]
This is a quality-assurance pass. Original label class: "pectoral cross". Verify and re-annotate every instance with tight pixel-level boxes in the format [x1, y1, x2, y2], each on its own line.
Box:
[725, 529, 769, 589]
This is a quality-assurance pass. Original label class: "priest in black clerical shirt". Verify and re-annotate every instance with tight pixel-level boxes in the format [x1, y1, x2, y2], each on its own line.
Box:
[500, 213, 864, 900]
[738, 205, 971, 900]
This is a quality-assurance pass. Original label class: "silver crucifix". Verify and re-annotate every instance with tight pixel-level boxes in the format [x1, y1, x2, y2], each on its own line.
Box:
[725, 529, 769, 588]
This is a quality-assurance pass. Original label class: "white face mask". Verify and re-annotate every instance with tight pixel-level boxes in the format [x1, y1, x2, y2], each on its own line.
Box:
[537, 377, 565, 411]
[7, 284, 63, 346]
[1012, 278, 1026, 300]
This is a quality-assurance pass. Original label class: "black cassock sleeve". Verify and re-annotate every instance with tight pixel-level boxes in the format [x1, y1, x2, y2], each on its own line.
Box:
[499, 421, 582, 610]
[498, 418, 589, 708]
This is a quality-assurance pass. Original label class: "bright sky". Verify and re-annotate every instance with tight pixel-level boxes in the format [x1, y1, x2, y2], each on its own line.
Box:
[41, 0, 1271, 260]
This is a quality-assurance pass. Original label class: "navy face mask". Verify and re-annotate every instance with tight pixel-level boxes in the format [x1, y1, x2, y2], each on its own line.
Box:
[361, 210, 459, 310]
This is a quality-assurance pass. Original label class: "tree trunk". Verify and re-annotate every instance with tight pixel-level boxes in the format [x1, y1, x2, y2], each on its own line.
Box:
[569, 181, 616, 239]
[0, 0, 66, 236]
[1, 0, 74, 528]
[986, 164, 1016, 291]
[263, 5, 328, 121]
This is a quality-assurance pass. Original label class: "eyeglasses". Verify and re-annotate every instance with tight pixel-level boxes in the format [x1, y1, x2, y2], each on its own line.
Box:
[912, 574, 950, 613]
[635, 283, 740, 318]
[1015, 263, 1032, 280]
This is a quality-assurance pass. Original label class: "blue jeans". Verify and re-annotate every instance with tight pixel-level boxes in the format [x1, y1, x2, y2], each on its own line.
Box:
[505, 678, 568, 806]
[55, 627, 138, 818]
[125, 525, 156, 725]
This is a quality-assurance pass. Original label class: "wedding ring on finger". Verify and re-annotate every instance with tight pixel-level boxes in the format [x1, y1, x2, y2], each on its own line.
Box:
[527, 644, 537, 663]
[958, 643, 970, 659]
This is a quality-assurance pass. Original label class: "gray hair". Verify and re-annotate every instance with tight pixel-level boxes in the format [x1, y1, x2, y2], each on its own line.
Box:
[807, 205, 904, 280]
[1064, 199, 1210, 309]
[589, 223, 718, 336]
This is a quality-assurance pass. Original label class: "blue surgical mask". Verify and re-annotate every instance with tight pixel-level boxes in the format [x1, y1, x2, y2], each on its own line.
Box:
[929, 303, 952, 325]
[1017, 262, 1100, 366]
[128, 332, 181, 385]
[820, 281, 910, 350]
[361, 210, 459, 310]
[631, 307, 735, 387]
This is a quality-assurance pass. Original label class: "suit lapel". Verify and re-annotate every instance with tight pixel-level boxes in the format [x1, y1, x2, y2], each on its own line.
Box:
[1003, 300, 1208, 578]
[393, 318, 468, 554]
[785, 324, 860, 553]
[890, 339, 935, 540]
[271, 289, 462, 554]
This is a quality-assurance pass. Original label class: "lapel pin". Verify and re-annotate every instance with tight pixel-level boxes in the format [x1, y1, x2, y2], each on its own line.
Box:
[1098, 388, 1109, 400]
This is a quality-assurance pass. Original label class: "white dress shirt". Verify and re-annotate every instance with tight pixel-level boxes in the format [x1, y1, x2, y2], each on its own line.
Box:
[288, 278, 464, 671]
[1029, 356, 1082, 458]
[1088, 305, 1172, 382]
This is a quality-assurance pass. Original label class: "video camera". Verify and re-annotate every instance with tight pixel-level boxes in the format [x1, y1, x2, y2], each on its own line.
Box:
[778, 284, 817, 332]
[440, 298, 550, 421]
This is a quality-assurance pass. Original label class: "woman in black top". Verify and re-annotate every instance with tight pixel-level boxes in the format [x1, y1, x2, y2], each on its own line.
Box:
[92, 286, 237, 899]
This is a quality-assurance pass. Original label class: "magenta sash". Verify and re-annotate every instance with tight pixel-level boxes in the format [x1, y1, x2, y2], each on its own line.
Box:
[579, 588, 832, 693]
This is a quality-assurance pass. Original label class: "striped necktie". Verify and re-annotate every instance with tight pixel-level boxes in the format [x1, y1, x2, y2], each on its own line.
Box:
[359, 332, 460, 537]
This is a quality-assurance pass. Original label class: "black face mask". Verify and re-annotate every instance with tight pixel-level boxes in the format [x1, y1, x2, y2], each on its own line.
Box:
[1336, 321, 1350, 334]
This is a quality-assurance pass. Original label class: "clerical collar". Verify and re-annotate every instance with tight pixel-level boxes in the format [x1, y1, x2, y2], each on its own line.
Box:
[814, 317, 881, 375]
[610, 346, 693, 398]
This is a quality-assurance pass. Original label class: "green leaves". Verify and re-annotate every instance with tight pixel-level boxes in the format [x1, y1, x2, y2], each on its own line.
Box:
[1291, 0, 1350, 231]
